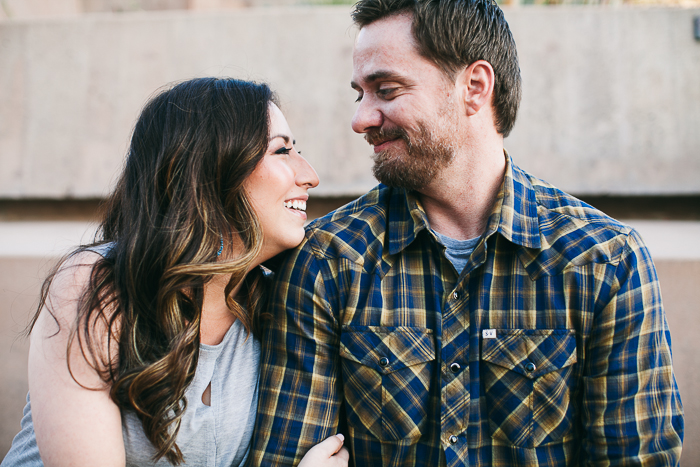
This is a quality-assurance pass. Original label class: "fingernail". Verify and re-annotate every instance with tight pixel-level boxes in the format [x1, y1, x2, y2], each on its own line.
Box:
[336, 433, 345, 442]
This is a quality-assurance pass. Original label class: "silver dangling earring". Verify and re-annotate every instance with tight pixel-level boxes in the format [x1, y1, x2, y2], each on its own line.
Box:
[216, 236, 224, 257]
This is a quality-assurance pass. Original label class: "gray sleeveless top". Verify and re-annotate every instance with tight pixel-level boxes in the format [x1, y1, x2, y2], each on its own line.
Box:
[1, 245, 261, 467]
[122, 320, 260, 466]
[2, 319, 260, 467]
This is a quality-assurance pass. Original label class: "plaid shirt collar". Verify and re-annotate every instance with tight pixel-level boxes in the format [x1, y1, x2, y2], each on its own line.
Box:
[386, 152, 542, 257]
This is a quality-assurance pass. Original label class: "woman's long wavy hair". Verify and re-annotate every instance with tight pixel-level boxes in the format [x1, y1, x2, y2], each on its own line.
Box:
[30, 78, 276, 464]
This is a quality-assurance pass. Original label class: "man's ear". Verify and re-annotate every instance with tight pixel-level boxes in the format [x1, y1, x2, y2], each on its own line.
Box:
[456, 60, 495, 117]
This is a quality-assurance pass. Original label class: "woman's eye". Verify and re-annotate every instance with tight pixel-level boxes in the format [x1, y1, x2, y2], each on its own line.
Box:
[274, 146, 292, 155]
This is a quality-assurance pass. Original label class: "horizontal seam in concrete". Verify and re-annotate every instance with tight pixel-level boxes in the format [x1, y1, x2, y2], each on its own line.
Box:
[0, 220, 698, 260]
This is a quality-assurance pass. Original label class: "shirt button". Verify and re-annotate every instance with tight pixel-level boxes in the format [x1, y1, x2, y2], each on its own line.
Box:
[379, 357, 389, 367]
[452, 291, 459, 300]
[449, 362, 461, 374]
[449, 435, 458, 444]
[525, 362, 536, 372]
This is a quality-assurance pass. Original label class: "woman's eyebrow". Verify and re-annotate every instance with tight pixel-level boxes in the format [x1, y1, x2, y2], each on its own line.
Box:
[268, 134, 291, 143]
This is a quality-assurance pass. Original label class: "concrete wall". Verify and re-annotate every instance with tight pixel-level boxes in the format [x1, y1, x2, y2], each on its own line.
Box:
[0, 0, 295, 17]
[0, 0, 82, 19]
[0, 257, 45, 460]
[1, 7, 699, 199]
[507, 7, 700, 194]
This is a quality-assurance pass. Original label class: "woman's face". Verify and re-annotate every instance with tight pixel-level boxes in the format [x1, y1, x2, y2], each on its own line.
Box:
[244, 104, 319, 263]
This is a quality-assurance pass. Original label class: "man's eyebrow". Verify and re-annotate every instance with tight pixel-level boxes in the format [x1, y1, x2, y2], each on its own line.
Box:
[351, 70, 406, 89]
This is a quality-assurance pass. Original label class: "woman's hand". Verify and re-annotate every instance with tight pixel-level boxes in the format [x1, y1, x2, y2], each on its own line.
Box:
[297, 434, 349, 467]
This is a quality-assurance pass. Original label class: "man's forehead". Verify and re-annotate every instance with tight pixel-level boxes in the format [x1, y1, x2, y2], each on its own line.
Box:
[353, 13, 414, 53]
[352, 15, 420, 83]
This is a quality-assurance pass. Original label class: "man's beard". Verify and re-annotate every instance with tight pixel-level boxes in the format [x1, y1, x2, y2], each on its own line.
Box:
[367, 117, 456, 191]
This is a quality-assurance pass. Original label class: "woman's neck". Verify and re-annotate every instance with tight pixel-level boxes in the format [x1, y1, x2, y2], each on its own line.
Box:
[200, 273, 242, 345]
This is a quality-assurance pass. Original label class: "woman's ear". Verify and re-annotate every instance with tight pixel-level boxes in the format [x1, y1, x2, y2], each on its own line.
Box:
[456, 60, 495, 117]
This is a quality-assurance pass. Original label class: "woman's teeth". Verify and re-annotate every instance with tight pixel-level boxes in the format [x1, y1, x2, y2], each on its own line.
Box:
[284, 200, 307, 211]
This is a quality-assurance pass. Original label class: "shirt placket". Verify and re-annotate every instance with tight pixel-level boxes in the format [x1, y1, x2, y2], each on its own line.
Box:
[438, 236, 491, 467]
[440, 275, 471, 466]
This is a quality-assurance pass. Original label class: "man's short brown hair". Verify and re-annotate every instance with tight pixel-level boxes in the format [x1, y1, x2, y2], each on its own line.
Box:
[352, 0, 522, 137]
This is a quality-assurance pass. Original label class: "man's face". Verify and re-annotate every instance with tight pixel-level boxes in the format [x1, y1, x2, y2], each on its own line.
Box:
[351, 13, 460, 190]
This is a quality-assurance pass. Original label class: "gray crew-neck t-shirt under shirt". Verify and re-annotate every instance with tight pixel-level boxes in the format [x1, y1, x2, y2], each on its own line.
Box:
[432, 230, 481, 273]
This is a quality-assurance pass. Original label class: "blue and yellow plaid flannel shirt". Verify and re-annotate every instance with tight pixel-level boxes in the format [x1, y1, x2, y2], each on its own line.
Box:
[250, 155, 683, 466]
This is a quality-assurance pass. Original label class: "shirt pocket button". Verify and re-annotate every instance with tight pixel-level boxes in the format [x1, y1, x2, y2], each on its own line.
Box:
[480, 329, 578, 448]
[339, 326, 436, 442]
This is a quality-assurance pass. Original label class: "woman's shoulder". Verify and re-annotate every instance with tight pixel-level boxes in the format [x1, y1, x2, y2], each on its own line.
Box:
[46, 247, 110, 312]
[30, 245, 119, 374]
[53, 242, 115, 290]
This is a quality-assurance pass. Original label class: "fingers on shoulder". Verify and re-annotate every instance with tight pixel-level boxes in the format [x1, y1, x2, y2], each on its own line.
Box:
[334, 446, 350, 463]
[320, 434, 346, 454]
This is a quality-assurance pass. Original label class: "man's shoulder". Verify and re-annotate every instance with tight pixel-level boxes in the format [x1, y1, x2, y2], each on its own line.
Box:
[300, 184, 395, 263]
[525, 171, 627, 230]
[515, 166, 639, 272]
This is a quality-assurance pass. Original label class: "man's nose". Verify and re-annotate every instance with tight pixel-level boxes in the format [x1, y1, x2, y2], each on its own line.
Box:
[351, 97, 383, 134]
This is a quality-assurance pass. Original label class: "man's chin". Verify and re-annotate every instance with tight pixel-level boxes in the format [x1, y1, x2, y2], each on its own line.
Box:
[372, 161, 428, 191]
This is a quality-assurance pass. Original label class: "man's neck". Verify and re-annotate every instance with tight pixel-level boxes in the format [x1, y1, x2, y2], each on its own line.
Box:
[418, 143, 506, 241]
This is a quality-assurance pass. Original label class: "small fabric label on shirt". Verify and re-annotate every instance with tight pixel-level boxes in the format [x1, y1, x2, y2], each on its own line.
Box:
[482, 329, 497, 339]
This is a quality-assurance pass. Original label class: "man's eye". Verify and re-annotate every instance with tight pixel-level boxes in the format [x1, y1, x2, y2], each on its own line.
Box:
[377, 88, 397, 99]
[354, 93, 363, 103]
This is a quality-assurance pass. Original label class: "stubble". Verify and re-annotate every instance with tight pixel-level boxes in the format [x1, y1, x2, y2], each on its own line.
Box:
[367, 100, 459, 191]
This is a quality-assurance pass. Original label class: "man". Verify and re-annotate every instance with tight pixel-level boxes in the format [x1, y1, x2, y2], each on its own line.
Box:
[250, 0, 684, 465]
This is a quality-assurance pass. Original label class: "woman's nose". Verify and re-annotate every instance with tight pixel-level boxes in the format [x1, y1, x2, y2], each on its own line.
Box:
[294, 152, 319, 189]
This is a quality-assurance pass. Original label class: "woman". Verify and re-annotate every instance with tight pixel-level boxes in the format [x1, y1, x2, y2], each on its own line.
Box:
[1, 78, 348, 466]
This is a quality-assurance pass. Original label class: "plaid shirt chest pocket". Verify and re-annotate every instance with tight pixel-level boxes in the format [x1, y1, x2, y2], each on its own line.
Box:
[340, 326, 436, 442]
[480, 329, 578, 448]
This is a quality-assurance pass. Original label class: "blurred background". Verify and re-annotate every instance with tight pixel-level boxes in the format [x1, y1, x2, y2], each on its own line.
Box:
[1, 0, 699, 462]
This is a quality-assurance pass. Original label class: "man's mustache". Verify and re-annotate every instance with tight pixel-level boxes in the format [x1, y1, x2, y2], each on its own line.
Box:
[365, 127, 409, 147]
